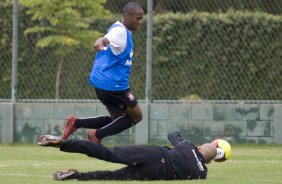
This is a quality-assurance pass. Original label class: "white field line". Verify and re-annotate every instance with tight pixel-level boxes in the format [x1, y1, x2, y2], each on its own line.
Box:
[0, 173, 50, 178]
[0, 163, 59, 167]
[226, 160, 282, 164]
[209, 176, 282, 183]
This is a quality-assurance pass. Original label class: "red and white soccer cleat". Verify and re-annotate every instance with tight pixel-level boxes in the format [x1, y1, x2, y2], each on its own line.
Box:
[62, 115, 78, 140]
[87, 129, 101, 144]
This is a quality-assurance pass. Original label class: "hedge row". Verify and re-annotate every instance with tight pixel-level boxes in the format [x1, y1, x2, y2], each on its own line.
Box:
[104, 0, 282, 15]
[149, 11, 282, 100]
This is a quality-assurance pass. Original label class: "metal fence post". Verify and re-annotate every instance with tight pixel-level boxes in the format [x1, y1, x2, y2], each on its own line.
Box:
[145, 0, 153, 103]
[8, 0, 19, 143]
[11, 0, 18, 103]
[135, 0, 153, 144]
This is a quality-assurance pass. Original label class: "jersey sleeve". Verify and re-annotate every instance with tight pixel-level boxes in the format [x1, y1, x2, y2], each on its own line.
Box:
[104, 26, 127, 55]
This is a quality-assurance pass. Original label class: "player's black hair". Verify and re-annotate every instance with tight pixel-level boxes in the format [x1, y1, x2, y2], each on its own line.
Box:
[122, 1, 143, 14]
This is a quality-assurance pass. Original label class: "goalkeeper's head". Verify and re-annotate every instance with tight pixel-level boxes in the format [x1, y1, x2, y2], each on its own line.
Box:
[198, 143, 217, 164]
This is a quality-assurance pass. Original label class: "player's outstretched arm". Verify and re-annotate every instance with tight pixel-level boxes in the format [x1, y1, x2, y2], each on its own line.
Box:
[93, 37, 109, 52]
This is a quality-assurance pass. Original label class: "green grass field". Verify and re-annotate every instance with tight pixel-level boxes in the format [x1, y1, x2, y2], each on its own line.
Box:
[0, 144, 282, 184]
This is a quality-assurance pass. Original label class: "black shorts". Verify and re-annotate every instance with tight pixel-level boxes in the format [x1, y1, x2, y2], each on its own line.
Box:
[95, 88, 138, 113]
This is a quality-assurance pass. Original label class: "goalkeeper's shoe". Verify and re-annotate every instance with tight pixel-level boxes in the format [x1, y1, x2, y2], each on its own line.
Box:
[62, 115, 78, 140]
[53, 169, 77, 180]
[37, 135, 62, 147]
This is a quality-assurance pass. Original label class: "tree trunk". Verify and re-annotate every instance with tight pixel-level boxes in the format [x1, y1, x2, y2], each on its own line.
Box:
[55, 58, 64, 101]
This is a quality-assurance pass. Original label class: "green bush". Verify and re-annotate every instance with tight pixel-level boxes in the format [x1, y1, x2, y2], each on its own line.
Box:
[150, 10, 282, 100]
[104, 0, 282, 15]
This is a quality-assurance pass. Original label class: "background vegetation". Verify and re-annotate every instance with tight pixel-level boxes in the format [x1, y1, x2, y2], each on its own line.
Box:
[1, 0, 282, 100]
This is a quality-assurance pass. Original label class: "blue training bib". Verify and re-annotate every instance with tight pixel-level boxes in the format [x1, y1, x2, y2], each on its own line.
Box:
[89, 24, 133, 91]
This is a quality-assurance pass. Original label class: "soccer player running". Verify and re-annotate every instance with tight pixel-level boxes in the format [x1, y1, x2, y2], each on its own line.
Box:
[62, 2, 144, 143]
[38, 131, 217, 181]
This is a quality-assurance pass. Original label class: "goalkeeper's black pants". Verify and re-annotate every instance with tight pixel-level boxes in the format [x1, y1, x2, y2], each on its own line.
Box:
[60, 139, 176, 180]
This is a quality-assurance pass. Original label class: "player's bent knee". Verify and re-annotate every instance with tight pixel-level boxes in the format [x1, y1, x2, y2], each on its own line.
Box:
[133, 113, 143, 124]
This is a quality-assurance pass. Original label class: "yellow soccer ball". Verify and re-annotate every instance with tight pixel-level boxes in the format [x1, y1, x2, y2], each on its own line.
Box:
[211, 139, 231, 162]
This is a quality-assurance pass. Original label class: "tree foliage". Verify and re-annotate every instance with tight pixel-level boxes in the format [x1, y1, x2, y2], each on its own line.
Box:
[18, 0, 112, 99]
[19, 0, 111, 55]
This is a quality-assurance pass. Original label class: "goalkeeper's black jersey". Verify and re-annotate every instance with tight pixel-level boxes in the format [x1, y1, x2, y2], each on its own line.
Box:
[164, 132, 207, 179]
